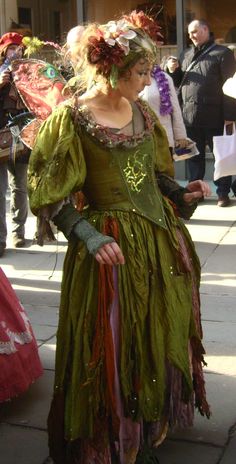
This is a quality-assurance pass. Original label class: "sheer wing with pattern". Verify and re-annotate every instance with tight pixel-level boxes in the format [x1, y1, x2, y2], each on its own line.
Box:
[11, 58, 67, 148]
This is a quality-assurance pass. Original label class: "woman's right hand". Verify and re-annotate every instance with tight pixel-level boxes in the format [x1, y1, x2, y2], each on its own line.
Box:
[183, 180, 211, 203]
[0, 70, 11, 88]
[95, 241, 125, 265]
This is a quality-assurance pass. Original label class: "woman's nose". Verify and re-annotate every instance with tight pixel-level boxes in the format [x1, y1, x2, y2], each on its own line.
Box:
[145, 73, 152, 86]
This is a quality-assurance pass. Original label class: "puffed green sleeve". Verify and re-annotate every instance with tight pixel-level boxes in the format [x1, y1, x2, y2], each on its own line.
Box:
[28, 104, 87, 216]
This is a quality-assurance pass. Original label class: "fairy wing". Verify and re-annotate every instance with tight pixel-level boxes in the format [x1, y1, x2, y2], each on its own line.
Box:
[11, 58, 67, 119]
[19, 119, 43, 150]
[10, 58, 67, 148]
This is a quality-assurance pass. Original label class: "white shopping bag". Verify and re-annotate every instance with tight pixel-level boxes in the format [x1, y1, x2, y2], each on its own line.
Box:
[223, 72, 236, 99]
[213, 123, 236, 181]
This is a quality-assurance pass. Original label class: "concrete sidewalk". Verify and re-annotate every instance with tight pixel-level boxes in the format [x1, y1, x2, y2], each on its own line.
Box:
[0, 186, 236, 464]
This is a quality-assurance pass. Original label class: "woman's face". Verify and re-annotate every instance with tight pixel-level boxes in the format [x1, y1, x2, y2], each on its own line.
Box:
[6, 44, 23, 60]
[117, 58, 152, 101]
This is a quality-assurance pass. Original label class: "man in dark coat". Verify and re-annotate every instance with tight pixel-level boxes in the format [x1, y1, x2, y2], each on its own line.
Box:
[167, 19, 236, 206]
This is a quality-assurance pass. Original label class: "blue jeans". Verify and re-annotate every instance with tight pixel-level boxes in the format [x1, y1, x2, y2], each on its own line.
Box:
[0, 160, 28, 244]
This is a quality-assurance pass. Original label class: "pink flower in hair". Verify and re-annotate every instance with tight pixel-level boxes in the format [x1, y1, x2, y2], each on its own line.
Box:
[104, 20, 137, 56]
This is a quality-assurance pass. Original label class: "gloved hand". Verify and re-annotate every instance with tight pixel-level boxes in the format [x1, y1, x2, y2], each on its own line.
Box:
[52, 202, 115, 256]
[72, 218, 115, 256]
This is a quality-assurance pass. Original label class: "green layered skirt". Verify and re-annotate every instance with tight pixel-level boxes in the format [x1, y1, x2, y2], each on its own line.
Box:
[48, 198, 209, 463]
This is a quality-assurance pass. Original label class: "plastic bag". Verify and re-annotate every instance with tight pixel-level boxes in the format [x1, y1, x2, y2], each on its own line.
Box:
[213, 124, 236, 180]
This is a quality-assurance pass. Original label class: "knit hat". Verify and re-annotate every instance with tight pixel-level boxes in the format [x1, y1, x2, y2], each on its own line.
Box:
[0, 32, 23, 54]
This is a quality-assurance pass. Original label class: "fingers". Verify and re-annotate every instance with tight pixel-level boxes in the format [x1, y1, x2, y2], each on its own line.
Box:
[187, 180, 211, 197]
[167, 58, 179, 72]
[184, 180, 211, 203]
[183, 191, 203, 204]
[95, 242, 125, 266]
[1, 70, 11, 79]
[203, 183, 211, 197]
[184, 182, 212, 203]
[0, 71, 11, 86]
[175, 139, 189, 148]
[198, 181, 211, 197]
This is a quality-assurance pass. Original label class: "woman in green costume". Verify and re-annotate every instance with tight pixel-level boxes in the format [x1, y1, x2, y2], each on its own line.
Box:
[28, 11, 211, 464]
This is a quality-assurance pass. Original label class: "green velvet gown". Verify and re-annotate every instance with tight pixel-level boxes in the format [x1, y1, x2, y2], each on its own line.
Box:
[28, 99, 210, 464]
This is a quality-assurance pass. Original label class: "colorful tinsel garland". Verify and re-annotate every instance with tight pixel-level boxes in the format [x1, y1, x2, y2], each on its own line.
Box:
[151, 65, 173, 116]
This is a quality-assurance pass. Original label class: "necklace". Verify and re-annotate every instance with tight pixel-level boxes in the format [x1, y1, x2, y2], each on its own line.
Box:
[151, 65, 173, 116]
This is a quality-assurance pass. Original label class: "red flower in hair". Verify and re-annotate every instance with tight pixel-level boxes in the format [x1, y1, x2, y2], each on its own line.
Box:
[88, 34, 124, 75]
[125, 10, 162, 42]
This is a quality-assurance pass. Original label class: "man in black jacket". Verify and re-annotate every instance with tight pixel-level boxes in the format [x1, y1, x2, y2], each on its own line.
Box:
[167, 19, 236, 206]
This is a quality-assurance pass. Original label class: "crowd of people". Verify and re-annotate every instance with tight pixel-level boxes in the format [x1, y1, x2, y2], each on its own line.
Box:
[165, 19, 236, 206]
[1, 11, 236, 464]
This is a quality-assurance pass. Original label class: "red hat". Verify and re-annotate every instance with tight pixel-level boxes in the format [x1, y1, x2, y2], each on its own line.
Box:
[0, 32, 23, 53]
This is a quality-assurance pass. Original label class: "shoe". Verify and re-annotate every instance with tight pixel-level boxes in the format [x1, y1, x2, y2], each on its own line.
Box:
[217, 196, 230, 207]
[0, 242, 6, 257]
[12, 235, 26, 248]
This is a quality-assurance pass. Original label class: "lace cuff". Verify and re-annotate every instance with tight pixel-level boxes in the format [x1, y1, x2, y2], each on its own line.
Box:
[157, 174, 198, 220]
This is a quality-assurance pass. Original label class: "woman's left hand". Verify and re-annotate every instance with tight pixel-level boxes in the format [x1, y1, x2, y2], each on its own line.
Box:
[183, 180, 211, 203]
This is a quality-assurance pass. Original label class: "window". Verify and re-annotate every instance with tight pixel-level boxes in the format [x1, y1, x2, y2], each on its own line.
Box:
[18, 7, 32, 28]
[53, 11, 61, 41]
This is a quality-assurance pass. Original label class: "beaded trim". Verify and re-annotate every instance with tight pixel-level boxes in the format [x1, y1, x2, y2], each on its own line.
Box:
[72, 99, 156, 148]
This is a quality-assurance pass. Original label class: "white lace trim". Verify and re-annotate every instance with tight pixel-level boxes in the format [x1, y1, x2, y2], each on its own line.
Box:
[0, 308, 33, 355]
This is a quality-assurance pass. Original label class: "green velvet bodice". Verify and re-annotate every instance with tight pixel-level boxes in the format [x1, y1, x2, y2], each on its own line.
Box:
[80, 128, 166, 228]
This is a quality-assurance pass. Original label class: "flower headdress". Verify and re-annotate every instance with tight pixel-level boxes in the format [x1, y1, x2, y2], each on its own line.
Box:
[87, 10, 162, 88]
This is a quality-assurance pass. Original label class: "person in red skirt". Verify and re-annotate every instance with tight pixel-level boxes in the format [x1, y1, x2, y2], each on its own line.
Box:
[0, 267, 43, 402]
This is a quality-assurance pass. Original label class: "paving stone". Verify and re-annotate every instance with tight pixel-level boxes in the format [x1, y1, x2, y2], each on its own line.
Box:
[38, 338, 57, 370]
[32, 324, 57, 342]
[220, 431, 236, 464]
[201, 294, 236, 323]
[169, 373, 236, 446]
[157, 439, 222, 464]
[0, 424, 49, 464]
[1, 370, 54, 431]
[24, 305, 59, 327]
